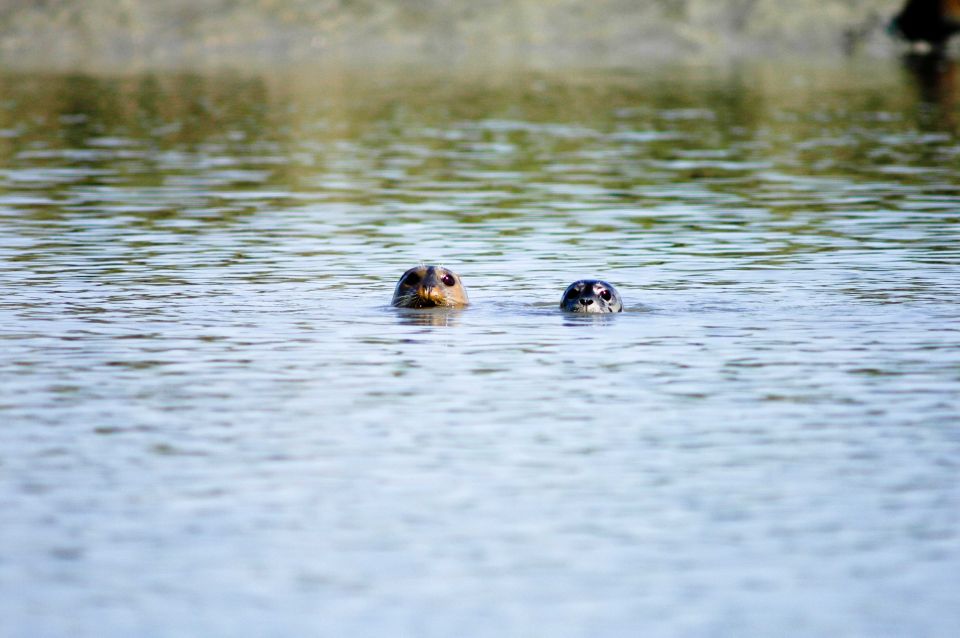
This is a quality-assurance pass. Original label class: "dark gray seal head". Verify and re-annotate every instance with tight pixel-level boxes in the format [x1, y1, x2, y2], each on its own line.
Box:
[560, 279, 623, 313]
[392, 265, 469, 309]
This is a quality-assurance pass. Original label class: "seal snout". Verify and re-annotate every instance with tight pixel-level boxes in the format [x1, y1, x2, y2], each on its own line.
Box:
[418, 285, 444, 305]
[578, 298, 594, 308]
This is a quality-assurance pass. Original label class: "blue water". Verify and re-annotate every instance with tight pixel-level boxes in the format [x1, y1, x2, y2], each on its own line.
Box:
[1, 62, 959, 637]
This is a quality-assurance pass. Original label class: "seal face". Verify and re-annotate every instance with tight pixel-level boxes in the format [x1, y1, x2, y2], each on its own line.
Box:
[392, 265, 469, 309]
[560, 279, 623, 313]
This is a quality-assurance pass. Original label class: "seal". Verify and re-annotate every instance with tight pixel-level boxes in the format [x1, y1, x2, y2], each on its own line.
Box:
[392, 265, 469, 309]
[560, 279, 623, 313]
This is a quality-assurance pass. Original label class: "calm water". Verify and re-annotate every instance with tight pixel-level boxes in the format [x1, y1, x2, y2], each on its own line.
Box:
[1, 60, 959, 637]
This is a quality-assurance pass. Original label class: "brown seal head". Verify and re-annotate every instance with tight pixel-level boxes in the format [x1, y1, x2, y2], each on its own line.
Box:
[392, 265, 469, 309]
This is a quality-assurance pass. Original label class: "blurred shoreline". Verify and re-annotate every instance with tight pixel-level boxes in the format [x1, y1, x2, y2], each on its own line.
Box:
[0, 0, 906, 72]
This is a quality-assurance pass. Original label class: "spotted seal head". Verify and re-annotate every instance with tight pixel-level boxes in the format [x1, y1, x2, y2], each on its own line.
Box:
[560, 279, 623, 313]
[392, 265, 469, 309]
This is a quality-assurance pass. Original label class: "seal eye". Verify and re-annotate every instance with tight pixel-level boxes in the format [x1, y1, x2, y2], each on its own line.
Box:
[404, 272, 421, 286]
[441, 273, 456, 287]
[599, 289, 612, 301]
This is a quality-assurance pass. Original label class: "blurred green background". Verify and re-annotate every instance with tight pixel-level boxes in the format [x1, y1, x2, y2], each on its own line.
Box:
[0, 0, 904, 69]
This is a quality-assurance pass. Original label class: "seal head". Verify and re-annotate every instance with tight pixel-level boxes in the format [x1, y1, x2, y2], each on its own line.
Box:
[560, 279, 623, 313]
[392, 265, 469, 309]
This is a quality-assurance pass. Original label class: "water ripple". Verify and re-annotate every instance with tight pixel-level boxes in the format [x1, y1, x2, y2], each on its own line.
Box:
[0, 64, 959, 637]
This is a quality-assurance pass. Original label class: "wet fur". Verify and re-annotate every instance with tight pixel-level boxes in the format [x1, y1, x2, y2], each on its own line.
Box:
[392, 265, 469, 309]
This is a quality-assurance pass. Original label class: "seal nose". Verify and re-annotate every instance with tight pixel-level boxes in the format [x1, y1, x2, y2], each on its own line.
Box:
[579, 298, 593, 307]
[419, 286, 441, 302]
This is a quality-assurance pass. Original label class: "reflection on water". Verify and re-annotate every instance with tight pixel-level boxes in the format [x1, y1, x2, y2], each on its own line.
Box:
[393, 307, 465, 328]
[1, 61, 959, 637]
[903, 52, 959, 128]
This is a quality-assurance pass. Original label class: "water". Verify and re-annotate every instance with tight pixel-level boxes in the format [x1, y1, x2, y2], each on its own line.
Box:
[1, 60, 959, 637]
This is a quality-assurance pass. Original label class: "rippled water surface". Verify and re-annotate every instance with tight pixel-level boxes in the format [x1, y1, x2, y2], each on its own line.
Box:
[1, 61, 959, 637]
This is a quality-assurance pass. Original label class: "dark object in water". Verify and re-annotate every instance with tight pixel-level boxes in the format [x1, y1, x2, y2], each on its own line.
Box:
[559, 280, 623, 314]
[891, 0, 960, 47]
[392, 265, 469, 309]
